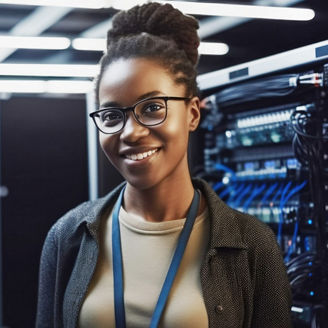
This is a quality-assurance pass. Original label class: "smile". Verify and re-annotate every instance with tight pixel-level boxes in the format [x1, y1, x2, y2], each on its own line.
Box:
[125, 148, 159, 161]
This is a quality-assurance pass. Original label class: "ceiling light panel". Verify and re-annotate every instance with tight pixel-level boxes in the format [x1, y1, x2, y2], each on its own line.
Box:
[0, 64, 99, 77]
[72, 38, 230, 55]
[199, 42, 229, 55]
[0, 1, 314, 21]
[0, 0, 108, 9]
[72, 38, 106, 51]
[0, 79, 45, 93]
[158, 1, 315, 21]
[0, 35, 70, 50]
[0, 79, 93, 93]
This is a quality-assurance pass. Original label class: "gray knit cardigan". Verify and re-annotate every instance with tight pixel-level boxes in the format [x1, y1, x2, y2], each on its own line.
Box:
[36, 178, 292, 328]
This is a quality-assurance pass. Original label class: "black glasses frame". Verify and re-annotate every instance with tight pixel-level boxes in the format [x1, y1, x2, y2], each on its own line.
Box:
[89, 96, 191, 134]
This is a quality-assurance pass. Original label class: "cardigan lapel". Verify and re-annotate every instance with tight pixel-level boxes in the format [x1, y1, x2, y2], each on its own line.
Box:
[82, 178, 248, 250]
[192, 178, 248, 250]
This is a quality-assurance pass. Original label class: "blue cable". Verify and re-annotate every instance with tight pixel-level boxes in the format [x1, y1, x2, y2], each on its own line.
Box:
[277, 182, 292, 245]
[218, 183, 236, 199]
[282, 181, 307, 207]
[214, 163, 236, 186]
[257, 182, 278, 223]
[214, 163, 235, 176]
[234, 183, 253, 209]
[243, 183, 266, 212]
[279, 181, 307, 260]
[281, 182, 293, 207]
[267, 182, 284, 225]
[213, 181, 225, 192]
[271, 183, 284, 204]
[260, 182, 278, 205]
[215, 163, 236, 199]
[227, 182, 244, 207]
[284, 221, 299, 262]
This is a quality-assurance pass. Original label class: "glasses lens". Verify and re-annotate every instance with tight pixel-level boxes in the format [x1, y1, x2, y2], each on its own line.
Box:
[94, 109, 124, 134]
[135, 97, 166, 126]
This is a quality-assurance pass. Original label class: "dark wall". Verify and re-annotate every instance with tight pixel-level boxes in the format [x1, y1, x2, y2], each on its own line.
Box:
[0, 96, 89, 328]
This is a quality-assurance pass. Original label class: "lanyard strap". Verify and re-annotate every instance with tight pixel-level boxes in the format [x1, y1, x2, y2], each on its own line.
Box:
[112, 186, 200, 328]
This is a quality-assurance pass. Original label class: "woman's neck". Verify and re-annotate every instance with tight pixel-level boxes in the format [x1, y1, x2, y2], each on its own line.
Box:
[123, 175, 196, 222]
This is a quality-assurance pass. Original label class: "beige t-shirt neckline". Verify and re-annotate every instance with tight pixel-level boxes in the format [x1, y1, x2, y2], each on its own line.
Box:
[79, 205, 209, 328]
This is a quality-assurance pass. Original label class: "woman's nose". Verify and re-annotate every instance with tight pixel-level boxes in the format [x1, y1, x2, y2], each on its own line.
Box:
[120, 112, 150, 142]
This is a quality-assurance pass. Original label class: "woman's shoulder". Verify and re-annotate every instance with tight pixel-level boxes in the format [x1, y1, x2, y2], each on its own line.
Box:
[230, 207, 277, 246]
[193, 177, 278, 250]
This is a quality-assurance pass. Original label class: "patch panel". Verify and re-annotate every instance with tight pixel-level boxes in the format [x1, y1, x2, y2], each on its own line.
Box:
[216, 103, 315, 149]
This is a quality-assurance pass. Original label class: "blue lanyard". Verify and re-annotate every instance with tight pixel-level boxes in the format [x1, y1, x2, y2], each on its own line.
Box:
[112, 186, 200, 328]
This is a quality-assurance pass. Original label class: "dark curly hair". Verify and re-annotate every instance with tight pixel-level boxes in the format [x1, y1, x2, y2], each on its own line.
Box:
[94, 2, 200, 105]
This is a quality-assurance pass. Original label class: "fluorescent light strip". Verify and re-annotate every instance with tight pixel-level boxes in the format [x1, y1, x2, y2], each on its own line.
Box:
[0, 79, 93, 93]
[72, 38, 106, 51]
[47, 80, 93, 93]
[156, 1, 315, 21]
[112, 0, 314, 21]
[0, 35, 70, 50]
[0, 35, 230, 56]
[0, 80, 45, 93]
[1, 0, 315, 21]
[0, 0, 108, 9]
[199, 42, 229, 55]
[0, 64, 99, 77]
[111, 0, 145, 10]
[72, 38, 229, 55]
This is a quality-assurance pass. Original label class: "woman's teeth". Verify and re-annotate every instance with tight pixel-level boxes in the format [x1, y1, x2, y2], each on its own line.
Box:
[125, 149, 158, 161]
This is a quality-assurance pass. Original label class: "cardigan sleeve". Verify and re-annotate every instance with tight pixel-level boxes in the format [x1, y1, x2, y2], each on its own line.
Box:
[251, 230, 293, 328]
[35, 224, 58, 328]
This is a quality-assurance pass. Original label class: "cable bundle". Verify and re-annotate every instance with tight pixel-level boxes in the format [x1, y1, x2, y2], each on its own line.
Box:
[286, 252, 325, 328]
[291, 108, 328, 166]
[286, 252, 318, 295]
[290, 103, 328, 327]
[291, 107, 327, 245]
[216, 74, 299, 108]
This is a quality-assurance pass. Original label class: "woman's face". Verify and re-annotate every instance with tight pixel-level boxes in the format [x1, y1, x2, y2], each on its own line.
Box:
[98, 58, 200, 190]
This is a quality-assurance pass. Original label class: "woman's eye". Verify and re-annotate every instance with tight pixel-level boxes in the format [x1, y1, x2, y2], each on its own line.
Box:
[102, 111, 119, 120]
[143, 103, 164, 113]
[101, 111, 122, 126]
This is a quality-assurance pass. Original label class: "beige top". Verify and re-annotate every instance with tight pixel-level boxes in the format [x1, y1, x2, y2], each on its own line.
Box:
[79, 204, 209, 328]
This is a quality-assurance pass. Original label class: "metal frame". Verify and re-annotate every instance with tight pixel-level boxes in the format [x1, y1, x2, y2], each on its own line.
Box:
[197, 39, 328, 90]
[86, 91, 99, 201]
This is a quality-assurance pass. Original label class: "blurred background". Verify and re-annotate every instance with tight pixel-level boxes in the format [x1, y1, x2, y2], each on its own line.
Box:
[0, 0, 327, 327]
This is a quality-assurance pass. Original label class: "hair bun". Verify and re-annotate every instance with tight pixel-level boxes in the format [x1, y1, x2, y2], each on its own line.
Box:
[108, 2, 200, 66]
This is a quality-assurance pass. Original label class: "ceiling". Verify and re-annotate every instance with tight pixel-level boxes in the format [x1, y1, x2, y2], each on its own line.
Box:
[0, 0, 327, 79]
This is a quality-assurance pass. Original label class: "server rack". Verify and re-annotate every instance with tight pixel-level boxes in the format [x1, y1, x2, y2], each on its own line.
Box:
[197, 40, 328, 328]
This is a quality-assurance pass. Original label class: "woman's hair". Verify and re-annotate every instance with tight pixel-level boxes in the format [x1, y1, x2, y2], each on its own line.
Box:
[95, 2, 200, 104]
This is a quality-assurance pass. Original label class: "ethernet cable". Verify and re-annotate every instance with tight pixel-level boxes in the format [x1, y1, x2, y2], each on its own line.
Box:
[260, 182, 278, 205]
[214, 163, 235, 176]
[213, 181, 225, 192]
[243, 183, 267, 212]
[218, 182, 236, 199]
[227, 182, 245, 207]
[277, 181, 293, 245]
[234, 183, 253, 209]
[280, 181, 307, 261]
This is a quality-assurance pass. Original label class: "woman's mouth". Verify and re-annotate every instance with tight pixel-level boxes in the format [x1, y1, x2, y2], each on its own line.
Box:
[124, 148, 159, 161]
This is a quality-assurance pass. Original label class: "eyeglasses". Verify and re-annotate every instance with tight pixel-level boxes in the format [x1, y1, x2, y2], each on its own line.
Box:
[89, 96, 191, 134]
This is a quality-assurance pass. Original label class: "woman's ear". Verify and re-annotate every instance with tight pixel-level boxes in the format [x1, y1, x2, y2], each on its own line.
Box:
[188, 96, 201, 131]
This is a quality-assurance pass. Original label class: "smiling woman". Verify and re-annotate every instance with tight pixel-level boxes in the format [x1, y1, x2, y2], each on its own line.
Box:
[36, 2, 293, 328]
[96, 58, 200, 194]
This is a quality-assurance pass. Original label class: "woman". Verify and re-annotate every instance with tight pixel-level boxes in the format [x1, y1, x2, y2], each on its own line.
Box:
[36, 3, 292, 328]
